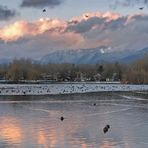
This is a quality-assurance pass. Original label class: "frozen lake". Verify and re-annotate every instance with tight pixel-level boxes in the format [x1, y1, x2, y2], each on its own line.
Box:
[0, 92, 148, 148]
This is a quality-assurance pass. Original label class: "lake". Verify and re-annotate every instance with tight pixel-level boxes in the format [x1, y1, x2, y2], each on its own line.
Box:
[0, 92, 148, 148]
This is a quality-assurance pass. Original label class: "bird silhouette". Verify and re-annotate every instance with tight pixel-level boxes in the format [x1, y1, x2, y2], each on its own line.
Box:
[103, 125, 110, 134]
[106, 125, 110, 129]
[43, 9, 46, 12]
[93, 103, 96, 106]
[139, 7, 144, 10]
[60, 116, 64, 121]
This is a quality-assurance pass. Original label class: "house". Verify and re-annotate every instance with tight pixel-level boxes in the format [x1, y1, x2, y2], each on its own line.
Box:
[94, 73, 101, 81]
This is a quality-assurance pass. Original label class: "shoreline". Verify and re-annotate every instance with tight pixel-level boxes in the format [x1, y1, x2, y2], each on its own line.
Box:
[0, 83, 147, 96]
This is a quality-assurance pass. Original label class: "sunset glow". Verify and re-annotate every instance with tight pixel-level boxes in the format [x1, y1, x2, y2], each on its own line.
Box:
[0, 0, 148, 59]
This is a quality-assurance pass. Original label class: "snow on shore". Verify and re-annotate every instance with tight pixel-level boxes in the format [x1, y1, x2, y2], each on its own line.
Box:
[0, 83, 147, 96]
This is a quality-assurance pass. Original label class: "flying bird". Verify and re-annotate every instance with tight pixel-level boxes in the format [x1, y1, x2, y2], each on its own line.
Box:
[60, 116, 64, 121]
[139, 7, 144, 10]
[43, 9, 46, 12]
[93, 103, 96, 106]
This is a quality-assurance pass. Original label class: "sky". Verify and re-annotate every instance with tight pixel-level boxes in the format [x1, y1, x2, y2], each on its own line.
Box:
[0, 0, 148, 59]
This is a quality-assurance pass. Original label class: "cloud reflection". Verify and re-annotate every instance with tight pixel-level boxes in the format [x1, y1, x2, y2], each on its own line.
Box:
[0, 116, 23, 144]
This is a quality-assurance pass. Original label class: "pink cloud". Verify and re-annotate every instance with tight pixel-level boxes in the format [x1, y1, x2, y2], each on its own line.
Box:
[0, 11, 148, 59]
[0, 18, 67, 42]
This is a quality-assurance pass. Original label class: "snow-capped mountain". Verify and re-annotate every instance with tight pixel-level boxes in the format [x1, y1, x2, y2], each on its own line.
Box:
[0, 47, 147, 64]
[40, 47, 148, 64]
[41, 47, 110, 64]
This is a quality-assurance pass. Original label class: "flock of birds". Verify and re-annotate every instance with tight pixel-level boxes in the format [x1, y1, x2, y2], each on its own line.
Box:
[1, 83, 146, 97]
[0, 85, 111, 134]
[0, 84, 113, 134]
[42, 6, 145, 15]
[41, 6, 145, 25]
[42, 6, 143, 133]
[41, 5, 144, 132]
[0, 84, 133, 95]
[38, 4, 145, 135]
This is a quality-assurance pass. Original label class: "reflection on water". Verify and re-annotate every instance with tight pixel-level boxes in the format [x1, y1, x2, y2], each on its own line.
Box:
[0, 92, 148, 148]
[100, 139, 119, 148]
[0, 117, 23, 144]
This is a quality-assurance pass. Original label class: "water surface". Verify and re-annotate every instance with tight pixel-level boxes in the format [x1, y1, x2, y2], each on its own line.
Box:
[0, 92, 148, 148]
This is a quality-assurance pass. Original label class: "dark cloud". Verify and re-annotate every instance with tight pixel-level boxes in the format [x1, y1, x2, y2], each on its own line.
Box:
[0, 5, 18, 21]
[65, 12, 148, 51]
[21, 0, 64, 8]
[66, 16, 126, 34]
[67, 17, 106, 33]
[111, 0, 148, 8]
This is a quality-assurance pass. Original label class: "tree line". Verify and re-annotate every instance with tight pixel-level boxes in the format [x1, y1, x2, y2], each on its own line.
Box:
[0, 56, 147, 84]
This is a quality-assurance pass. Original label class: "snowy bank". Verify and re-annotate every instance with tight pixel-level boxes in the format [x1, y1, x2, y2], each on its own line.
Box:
[0, 83, 148, 96]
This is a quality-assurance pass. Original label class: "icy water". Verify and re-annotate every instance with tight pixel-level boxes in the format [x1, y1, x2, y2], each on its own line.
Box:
[0, 92, 148, 148]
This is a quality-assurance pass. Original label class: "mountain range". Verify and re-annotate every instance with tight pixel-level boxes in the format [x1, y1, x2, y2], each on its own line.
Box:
[0, 47, 148, 65]
[40, 47, 148, 64]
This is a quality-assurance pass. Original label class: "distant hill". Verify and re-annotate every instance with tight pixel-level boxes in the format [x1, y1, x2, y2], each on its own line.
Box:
[40, 47, 148, 64]
[0, 58, 12, 65]
[0, 47, 147, 65]
[119, 47, 148, 63]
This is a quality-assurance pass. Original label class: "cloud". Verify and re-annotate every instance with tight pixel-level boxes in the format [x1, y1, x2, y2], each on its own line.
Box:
[1, 11, 148, 59]
[0, 5, 18, 21]
[0, 18, 67, 42]
[0, 18, 84, 58]
[111, 0, 148, 8]
[21, 0, 64, 8]
[66, 12, 121, 33]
